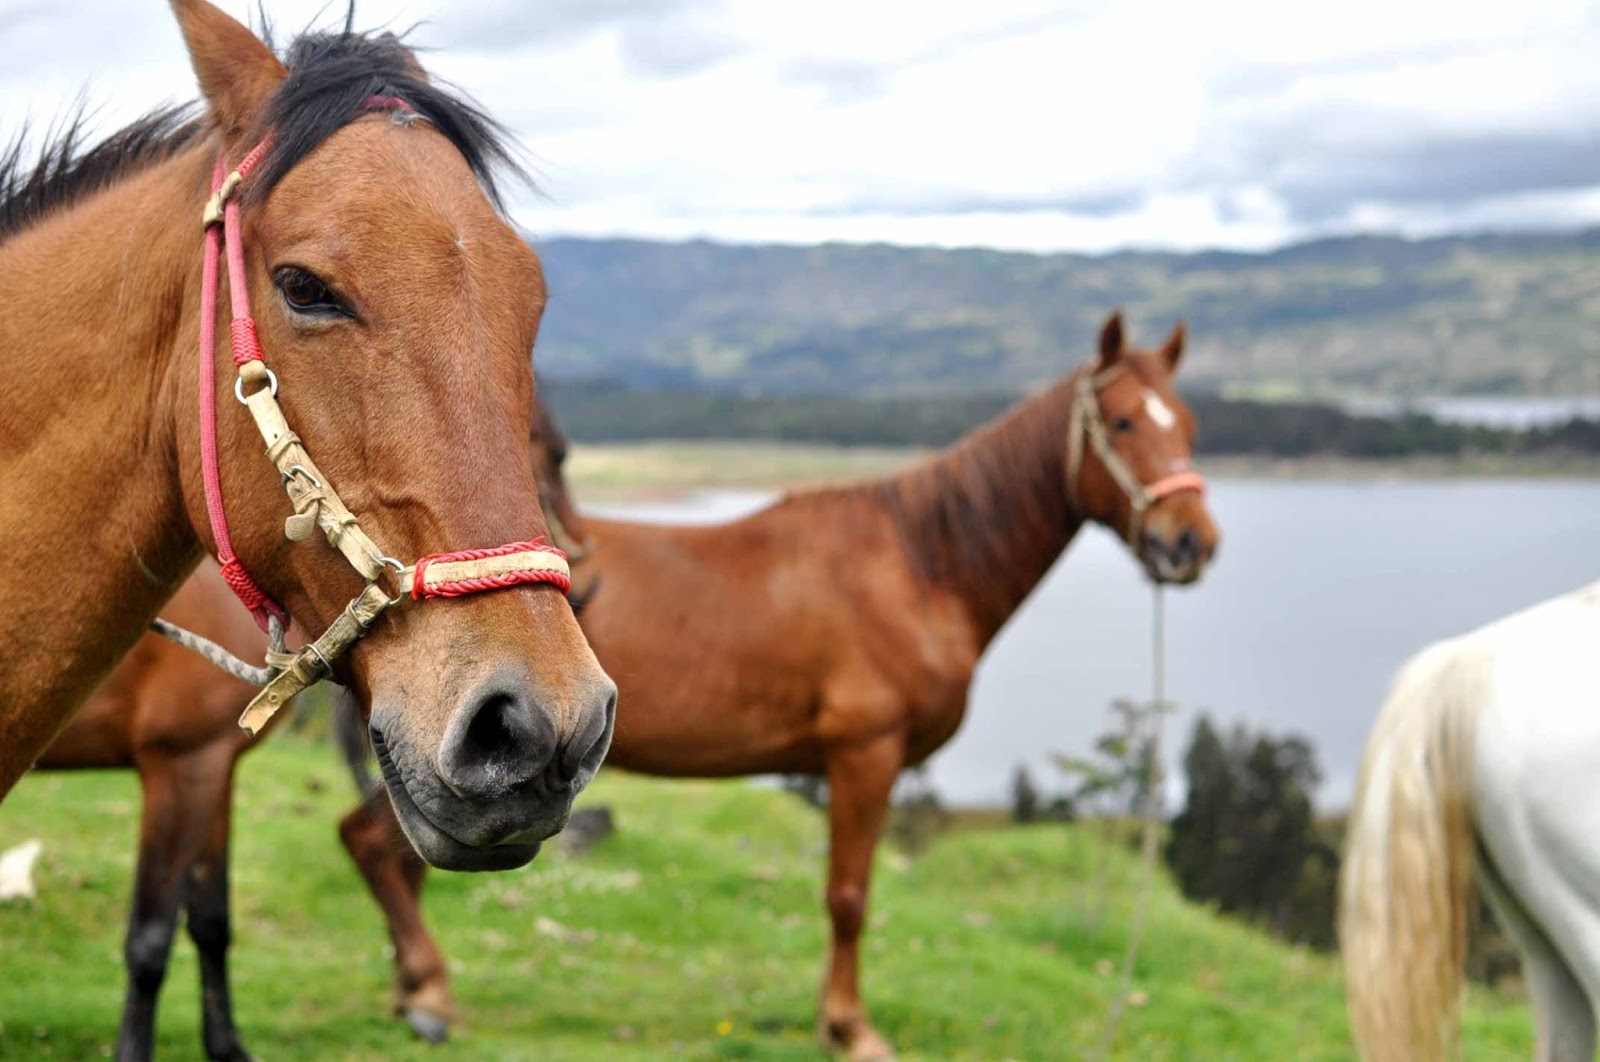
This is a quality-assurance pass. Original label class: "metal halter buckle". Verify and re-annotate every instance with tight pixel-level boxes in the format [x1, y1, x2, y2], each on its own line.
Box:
[234, 366, 279, 404]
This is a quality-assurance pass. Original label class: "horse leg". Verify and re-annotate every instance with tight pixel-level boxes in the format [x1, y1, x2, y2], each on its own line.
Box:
[116, 755, 217, 1062]
[184, 760, 253, 1062]
[819, 735, 903, 1061]
[1478, 857, 1596, 1061]
[338, 789, 455, 1042]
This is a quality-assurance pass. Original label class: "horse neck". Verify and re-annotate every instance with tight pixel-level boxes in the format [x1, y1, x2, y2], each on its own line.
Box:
[0, 149, 207, 784]
[873, 377, 1084, 646]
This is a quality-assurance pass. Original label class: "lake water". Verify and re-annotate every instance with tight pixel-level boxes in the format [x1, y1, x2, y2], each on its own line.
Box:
[594, 478, 1600, 810]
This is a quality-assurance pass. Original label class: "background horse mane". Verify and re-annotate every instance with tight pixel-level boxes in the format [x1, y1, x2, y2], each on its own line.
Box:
[867, 375, 1077, 615]
[0, 23, 522, 250]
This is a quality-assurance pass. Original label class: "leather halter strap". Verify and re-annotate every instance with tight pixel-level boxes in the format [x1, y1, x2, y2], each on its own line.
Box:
[1064, 365, 1206, 550]
[162, 99, 571, 736]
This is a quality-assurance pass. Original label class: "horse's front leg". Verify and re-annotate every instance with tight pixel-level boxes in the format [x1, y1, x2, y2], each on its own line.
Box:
[819, 733, 903, 1061]
[338, 789, 454, 1042]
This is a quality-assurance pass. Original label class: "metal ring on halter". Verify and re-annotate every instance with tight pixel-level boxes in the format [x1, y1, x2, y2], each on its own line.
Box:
[280, 463, 321, 489]
[234, 367, 279, 404]
[374, 555, 409, 607]
[302, 641, 333, 675]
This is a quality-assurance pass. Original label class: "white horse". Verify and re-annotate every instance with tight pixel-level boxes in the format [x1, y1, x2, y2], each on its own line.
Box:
[1341, 581, 1600, 1061]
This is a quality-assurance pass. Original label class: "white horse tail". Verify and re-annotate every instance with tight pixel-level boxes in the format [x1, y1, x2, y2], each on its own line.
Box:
[1340, 638, 1492, 1061]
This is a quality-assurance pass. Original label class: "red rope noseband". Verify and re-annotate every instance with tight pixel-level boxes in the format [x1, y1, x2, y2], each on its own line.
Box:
[412, 540, 572, 600]
[1142, 470, 1207, 505]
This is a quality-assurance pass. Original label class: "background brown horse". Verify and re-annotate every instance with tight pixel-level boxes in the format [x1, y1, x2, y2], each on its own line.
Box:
[0, 0, 612, 872]
[347, 312, 1220, 1059]
[35, 312, 1215, 1058]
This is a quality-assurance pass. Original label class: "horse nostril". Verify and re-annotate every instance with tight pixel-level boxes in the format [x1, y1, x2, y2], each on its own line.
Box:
[1176, 528, 1197, 560]
[439, 687, 555, 801]
[556, 687, 616, 784]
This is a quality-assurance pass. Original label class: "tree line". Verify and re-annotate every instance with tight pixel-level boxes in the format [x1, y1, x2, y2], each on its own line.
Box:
[547, 378, 1600, 460]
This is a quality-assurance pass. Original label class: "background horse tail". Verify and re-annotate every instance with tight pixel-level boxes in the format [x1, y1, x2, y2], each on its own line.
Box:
[332, 686, 380, 797]
[1340, 637, 1492, 1061]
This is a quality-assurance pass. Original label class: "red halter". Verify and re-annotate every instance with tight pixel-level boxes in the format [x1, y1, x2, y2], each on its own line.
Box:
[179, 97, 571, 732]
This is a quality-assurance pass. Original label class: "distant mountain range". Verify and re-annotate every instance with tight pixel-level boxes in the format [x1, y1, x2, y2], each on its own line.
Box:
[529, 231, 1600, 398]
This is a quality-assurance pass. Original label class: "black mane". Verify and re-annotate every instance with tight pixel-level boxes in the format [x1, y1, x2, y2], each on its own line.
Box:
[0, 105, 203, 247]
[0, 22, 524, 248]
[252, 28, 524, 209]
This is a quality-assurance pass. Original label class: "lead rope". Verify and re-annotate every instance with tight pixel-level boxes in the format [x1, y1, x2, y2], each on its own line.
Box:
[150, 617, 279, 687]
[1098, 585, 1168, 1058]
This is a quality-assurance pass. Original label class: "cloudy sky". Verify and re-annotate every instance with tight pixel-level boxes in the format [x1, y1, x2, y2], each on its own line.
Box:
[2, 0, 1597, 252]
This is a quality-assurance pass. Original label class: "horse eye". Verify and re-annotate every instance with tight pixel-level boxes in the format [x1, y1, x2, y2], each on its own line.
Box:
[1113, 417, 1135, 433]
[274, 267, 346, 316]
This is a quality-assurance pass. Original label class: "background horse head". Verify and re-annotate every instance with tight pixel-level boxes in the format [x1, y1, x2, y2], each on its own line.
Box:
[0, 0, 614, 869]
[1068, 311, 1219, 585]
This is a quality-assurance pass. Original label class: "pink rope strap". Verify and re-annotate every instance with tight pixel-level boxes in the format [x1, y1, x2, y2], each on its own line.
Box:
[412, 540, 572, 600]
[1143, 470, 1207, 504]
[362, 94, 415, 115]
[199, 142, 285, 630]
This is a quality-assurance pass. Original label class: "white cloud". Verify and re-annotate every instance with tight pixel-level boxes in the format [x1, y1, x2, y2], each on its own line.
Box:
[2, 0, 1597, 251]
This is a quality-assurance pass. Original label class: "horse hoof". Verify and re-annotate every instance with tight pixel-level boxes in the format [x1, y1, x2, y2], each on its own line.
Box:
[404, 1006, 451, 1044]
[819, 1018, 897, 1061]
[202, 1038, 256, 1062]
[848, 1033, 897, 1062]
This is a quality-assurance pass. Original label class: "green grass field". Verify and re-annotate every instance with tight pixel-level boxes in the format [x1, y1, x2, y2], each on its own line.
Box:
[0, 737, 1529, 1060]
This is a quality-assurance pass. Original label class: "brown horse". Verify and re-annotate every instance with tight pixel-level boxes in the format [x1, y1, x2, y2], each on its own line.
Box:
[347, 312, 1220, 1058]
[0, 1, 613, 869]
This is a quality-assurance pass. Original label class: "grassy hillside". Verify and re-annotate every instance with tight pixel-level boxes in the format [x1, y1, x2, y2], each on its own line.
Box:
[0, 738, 1529, 1059]
[532, 233, 1600, 398]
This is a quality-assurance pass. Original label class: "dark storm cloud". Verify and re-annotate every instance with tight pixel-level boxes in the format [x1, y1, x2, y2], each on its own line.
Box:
[1274, 131, 1600, 222]
[1207, 97, 1600, 224]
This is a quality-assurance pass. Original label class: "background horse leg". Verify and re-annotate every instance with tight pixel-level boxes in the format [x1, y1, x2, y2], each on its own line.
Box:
[117, 752, 223, 1062]
[338, 789, 455, 1043]
[184, 760, 252, 1062]
[819, 735, 902, 1061]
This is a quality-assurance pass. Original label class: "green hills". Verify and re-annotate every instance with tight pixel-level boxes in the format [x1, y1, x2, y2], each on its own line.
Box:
[531, 231, 1600, 398]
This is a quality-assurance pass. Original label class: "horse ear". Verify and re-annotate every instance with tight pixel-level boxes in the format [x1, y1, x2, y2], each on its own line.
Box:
[1159, 320, 1186, 375]
[1097, 310, 1125, 367]
[169, 0, 288, 140]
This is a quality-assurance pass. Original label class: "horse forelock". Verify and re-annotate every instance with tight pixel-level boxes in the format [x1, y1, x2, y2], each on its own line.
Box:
[247, 27, 526, 211]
